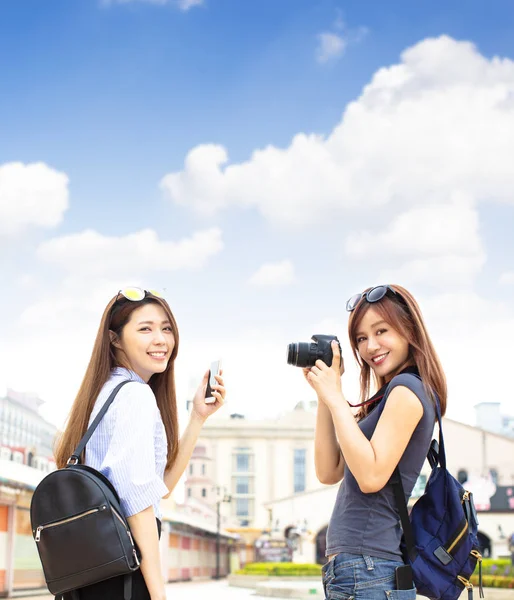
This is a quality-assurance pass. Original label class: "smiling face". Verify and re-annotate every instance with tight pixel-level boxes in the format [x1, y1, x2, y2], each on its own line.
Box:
[354, 306, 411, 383]
[111, 302, 175, 382]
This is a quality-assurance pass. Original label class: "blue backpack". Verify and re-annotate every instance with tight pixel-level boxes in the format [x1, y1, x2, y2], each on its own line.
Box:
[384, 378, 483, 600]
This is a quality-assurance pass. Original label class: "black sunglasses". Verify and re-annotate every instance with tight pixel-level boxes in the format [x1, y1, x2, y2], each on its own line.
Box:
[346, 285, 399, 312]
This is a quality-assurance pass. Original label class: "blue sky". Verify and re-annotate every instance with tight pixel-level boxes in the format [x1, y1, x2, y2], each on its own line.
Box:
[1, 0, 514, 428]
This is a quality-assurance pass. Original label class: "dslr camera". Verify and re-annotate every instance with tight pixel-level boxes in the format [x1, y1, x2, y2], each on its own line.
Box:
[287, 334, 341, 368]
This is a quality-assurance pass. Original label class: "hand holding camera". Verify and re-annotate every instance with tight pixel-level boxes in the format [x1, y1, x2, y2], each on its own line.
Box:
[287, 334, 344, 406]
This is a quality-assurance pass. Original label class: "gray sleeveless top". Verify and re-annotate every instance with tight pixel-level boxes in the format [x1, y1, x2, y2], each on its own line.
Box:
[326, 373, 436, 561]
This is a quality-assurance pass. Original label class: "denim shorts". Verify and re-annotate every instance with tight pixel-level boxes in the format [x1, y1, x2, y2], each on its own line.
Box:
[321, 552, 417, 600]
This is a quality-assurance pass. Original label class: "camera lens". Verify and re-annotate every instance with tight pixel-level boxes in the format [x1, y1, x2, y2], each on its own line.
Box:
[286, 342, 313, 368]
[286, 343, 298, 366]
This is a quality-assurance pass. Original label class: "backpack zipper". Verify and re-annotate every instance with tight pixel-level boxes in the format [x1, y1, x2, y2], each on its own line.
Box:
[447, 519, 469, 553]
[457, 575, 474, 600]
[111, 506, 140, 566]
[446, 491, 471, 553]
[34, 506, 105, 542]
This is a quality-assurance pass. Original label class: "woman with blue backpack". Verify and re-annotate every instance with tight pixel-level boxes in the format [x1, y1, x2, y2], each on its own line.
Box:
[302, 284, 479, 600]
[50, 288, 226, 600]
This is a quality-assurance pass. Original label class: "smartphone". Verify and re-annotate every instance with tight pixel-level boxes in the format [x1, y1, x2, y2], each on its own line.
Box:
[205, 359, 222, 404]
[395, 565, 414, 590]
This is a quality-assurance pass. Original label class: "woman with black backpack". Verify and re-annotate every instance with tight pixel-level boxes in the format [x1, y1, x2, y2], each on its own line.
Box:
[302, 284, 446, 600]
[53, 288, 226, 600]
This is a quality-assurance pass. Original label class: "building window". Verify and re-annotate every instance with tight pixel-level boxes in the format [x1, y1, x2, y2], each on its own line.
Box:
[233, 448, 253, 473]
[189, 463, 193, 475]
[236, 498, 251, 516]
[202, 488, 206, 497]
[202, 464, 206, 476]
[233, 476, 252, 495]
[187, 488, 192, 498]
[294, 449, 306, 493]
[457, 469, 468, 484]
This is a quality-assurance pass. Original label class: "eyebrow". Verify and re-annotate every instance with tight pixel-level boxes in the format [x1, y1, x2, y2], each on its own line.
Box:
[355, 320, 387, 336]
[137, 320, 171, 326]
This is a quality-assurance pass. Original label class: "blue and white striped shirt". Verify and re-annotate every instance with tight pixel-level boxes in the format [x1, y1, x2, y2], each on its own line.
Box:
[85, 367, 169, 519]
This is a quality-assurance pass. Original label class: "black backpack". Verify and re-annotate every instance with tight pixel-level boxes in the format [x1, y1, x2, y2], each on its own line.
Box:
[30, 380, 141, 600]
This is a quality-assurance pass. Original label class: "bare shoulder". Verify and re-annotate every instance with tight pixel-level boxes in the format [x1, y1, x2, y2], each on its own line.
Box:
[381, 384, 423, 422]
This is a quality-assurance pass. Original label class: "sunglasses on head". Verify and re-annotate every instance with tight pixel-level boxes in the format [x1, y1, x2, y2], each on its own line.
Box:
[346, 285, 399, 312]
[115, 287, 164, 303]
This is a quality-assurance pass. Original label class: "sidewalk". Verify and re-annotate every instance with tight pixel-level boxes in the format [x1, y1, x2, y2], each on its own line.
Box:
[10, 581, 514, 600]
[251, 580, 514, 600]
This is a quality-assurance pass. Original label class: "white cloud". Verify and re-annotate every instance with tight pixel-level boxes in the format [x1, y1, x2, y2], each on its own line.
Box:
[161, 137, 350, 225]
[37, 227, 223, 275]
[248, 259, 295, 287]
[0, 162, 69, 237]
[345, 196, 486, 287]
[346, 196, 482, 259]
[499, 271, 514, 285]
[7, 226, 223, 421]
[316, 12, 368, 64]
[316, 33, 346, 64]
[161, 36, 514, 229]
[378, 256, 483, 289]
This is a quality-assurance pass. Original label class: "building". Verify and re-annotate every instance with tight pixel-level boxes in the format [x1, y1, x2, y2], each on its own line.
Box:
[184, 404, 318, 558]
[474, 402, 514, 438]
[188, 402, 514, 563]
[0, 389, 57, 473]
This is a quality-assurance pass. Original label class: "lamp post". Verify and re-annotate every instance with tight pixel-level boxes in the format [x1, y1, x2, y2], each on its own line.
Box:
[214, 486, 231, 579]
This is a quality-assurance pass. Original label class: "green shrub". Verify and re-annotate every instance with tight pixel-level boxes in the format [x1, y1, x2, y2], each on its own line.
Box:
[470, 574, 514, 589]
[480, 559, 512, 577]
[236, 562, 322, 577]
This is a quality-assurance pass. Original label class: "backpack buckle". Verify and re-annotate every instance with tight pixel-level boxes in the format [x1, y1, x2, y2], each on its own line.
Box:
[67, 456, 79, 465]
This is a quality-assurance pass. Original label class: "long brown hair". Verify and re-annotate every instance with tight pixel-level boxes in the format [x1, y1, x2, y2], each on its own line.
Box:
[348, 284, 447, 419]
[54, 293, 180, 470]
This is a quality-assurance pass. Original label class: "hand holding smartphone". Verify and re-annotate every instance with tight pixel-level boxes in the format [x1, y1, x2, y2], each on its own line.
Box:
[205, 359, 222, 404]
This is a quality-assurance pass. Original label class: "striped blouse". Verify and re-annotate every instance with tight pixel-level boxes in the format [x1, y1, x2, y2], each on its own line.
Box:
[85, 367, 169, 519]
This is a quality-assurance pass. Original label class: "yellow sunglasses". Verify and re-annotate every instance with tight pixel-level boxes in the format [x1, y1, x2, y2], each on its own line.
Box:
[115, 287, 163, 302]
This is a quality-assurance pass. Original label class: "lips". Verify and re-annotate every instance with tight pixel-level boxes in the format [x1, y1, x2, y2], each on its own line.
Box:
[148, 352, 167, 360]
[371, 352, 389, 366]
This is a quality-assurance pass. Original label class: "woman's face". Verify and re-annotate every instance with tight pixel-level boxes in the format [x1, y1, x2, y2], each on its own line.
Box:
[113, 303, 175, 382]
[354, 306, 410, 383]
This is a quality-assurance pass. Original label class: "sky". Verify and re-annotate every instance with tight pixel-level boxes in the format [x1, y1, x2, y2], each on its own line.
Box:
[1, 0, 514, 431]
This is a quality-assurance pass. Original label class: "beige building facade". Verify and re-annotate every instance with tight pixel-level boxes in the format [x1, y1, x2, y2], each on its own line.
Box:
[184, 404, 318, 551]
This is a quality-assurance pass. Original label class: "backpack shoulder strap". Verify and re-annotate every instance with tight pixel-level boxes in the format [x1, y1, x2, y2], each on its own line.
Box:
[67, 379, 131, 465]
[381, 373, 446, 562]
[390, 467, 417, 563]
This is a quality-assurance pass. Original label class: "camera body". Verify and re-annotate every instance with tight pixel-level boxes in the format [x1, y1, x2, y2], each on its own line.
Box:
[287, 334, 340, 368]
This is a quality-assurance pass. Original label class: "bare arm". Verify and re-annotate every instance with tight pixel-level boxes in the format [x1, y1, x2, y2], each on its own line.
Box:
[307, 341, 423, 494]
[163, 371, 226, 494]
[163, 412, 204, 494]
[323, 385, 422, 493]
[127, 507, 166, 600]
[315, 399, 345, 485]
[303, 363, 346, 485]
